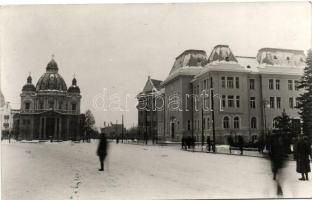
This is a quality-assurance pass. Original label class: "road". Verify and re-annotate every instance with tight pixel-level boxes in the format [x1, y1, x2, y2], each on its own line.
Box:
[2, 141, 312, 200]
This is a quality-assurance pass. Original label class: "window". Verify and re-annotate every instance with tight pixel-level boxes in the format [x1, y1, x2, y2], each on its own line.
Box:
[295, 97, 300, 108]
[39, 102, 44, 109]
[197, 85, 200, 95]
[203, 118, 206, 129]
[273, 118, 279, 129]
[235, 77, 239, 89]
[198, 120, 200, 130]
[250, 97, 256, 108]
[288, 80, 293, 90]
[207, 118, 210, 129]
[228, 95, 234, 108]
[72, 103, 77, 111]
[221, 77, 226, 88]
[269, 79, 274, 90]
[223, 116, 229, 129]
[276, 97, 281, 109]
[206, 79, 209, 89]
[289, 97, 294, 109]
[203, 80, 206, 90]
[227, 77, 234, 88]
[222, 95, 226, 108]
[236, 96, 240, 108]
[295, 80, 299, 91]
[204, 97, 209, 109]
[249, 79, 255, 90]
[187, 120, 191, 131]
[270, 97, 275, 108]
[49, 101, 54, 109]
[251, 117, 257, 129]
[234, 117, 240, 129]
[25, 102, 30, 110]
[210, 77, 213, 88]
[275, 80, 280, 90]
[59, 101, 63, 110]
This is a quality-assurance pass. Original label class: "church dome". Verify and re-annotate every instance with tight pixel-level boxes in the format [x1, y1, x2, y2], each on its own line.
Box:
[36, 58, 67, 92]
[22, 75, 36, 92]
[68, 77, 80, 93]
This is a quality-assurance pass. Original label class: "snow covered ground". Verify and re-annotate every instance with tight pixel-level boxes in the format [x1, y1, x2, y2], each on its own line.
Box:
[2, 140, 312, 200]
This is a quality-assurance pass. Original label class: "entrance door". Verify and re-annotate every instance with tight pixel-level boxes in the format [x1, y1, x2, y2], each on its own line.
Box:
[46, 118, 55, 138]
[171, 123, 175, 139]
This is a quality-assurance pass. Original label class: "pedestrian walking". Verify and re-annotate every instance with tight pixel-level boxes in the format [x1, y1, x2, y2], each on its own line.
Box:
[207, 136, 211, 152]
[294, 135, 312, 181]
[238, 136, 244, 155]
[269, 133, 287, 196]
[97, 134, 108, 171]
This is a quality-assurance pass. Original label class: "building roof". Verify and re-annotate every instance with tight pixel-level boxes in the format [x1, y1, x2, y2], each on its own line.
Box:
[22, 75, 36, 92]
[138, 76, 163, 97]
[68, 78, 81, 93]
[162, 49, 208, 86]
[150, 79, 162, 90]
[36, 58, 67, 92]
[0, 89, 5, 107]
[207, 45, 238, 63]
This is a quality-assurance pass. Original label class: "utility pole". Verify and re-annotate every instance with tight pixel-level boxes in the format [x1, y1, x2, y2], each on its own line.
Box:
[122, 115, 124, 143]
[211, 89, 216, 153]
[201, 107, 204, 150]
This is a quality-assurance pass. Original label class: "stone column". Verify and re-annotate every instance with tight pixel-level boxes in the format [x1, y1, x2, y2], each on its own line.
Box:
[43, 117, 46, 139]
[30, 119, 34, 140]
[54, 118, 57, 139]
[39, 117, 42, 139]
[59, 118, 62, 140]
[66, 118, 70, 140]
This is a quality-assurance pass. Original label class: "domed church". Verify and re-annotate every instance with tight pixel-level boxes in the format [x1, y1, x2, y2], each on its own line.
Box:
[13, 57, 84, 140]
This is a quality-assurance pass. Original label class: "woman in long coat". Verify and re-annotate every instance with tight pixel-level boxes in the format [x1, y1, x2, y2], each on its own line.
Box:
[295, 136, 312, 181]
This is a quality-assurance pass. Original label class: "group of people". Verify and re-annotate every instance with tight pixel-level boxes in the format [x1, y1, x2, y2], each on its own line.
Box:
[269, 134, 311, 196]
[181, 136, 195, 150]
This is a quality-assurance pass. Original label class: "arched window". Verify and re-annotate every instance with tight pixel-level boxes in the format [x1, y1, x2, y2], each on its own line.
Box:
[234, 116, 240, 129]
[251, 117, 257, 129]
[223, 116, 229, 129]
[273, 117, 279, 129]
[71, 103, 77, 111]
[24, 102, 30, 110]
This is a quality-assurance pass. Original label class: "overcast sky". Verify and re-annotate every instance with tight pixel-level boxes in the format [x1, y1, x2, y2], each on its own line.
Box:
[1, 2, 311, 129]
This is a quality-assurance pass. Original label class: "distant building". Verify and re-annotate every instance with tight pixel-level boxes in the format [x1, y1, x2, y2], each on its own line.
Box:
[138, 45, 305, 143]
[136, 76, 163, 141]
[100, 122, 126, 139]
[0, 91, 15, 138]
[13, 57, 84, 140]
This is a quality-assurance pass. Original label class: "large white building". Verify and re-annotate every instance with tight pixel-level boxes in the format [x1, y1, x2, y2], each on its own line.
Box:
[138, 45, 305, 144]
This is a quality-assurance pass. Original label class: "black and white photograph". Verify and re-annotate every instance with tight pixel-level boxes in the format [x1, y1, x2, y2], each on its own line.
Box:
[1, 1, 312, 199]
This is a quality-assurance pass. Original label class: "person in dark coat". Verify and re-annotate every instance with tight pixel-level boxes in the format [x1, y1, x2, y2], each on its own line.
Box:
[207, 136, 211, 152]
[97, 134, 108, 171]
[269, 134, 287, 196]
[237, 136, 244, 155]
[295, 135, 312, 181]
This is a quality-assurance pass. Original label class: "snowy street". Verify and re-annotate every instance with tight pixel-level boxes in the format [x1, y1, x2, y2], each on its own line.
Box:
[2, 141, 312, 200]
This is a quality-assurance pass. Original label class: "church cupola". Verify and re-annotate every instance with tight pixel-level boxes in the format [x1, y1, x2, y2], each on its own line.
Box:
[68, 76, 80, 94]
[22, 74, 36, 92]
[46, 55, 58, 73]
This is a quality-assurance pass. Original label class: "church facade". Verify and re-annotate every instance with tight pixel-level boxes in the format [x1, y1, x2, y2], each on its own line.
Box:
[13, 58, 84, 140]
